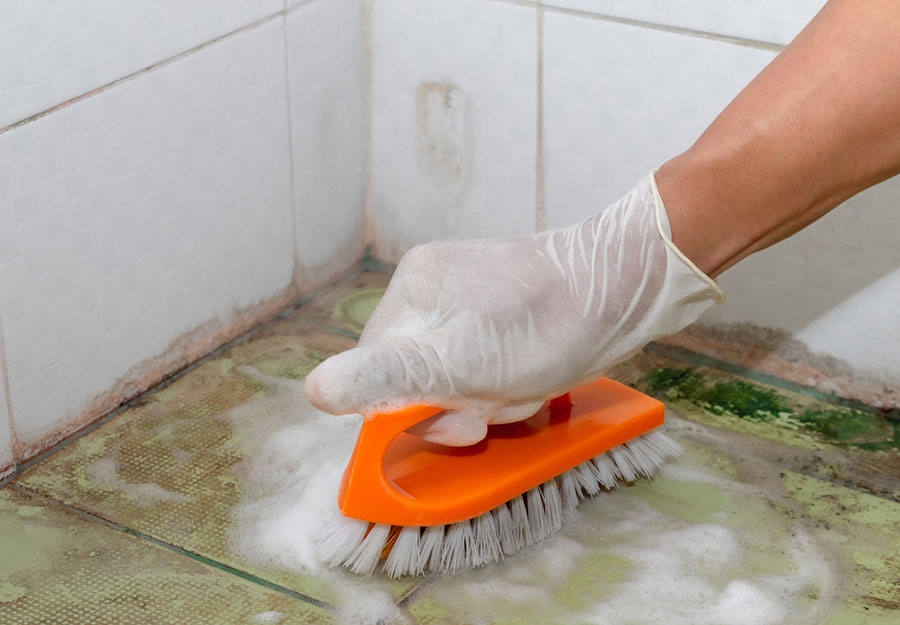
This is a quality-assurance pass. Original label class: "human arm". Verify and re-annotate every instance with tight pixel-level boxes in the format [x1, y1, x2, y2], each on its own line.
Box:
[305, 0, 900, 443]
[659, 0, 900, 276]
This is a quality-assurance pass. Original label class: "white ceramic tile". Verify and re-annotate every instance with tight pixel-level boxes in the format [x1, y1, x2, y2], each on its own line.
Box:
[287, 0, 366, 286]
[708, 178, 900, 382]
[0, 20, 294, 447]
[370, 0, 538, 260]
[543, 0, 827, 46]
[0, 348, 12, 473]
[543, 12, 775, 227]
[0, 0, 282, 129]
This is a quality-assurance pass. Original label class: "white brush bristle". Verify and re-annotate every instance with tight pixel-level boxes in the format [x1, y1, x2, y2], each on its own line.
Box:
[317, 430, 682, 578]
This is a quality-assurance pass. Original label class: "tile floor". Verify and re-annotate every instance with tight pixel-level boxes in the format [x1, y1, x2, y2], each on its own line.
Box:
[1, 270, 898, 624]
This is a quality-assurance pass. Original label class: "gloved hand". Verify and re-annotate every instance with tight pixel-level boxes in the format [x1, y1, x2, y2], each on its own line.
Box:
[305, 172, 724, 446]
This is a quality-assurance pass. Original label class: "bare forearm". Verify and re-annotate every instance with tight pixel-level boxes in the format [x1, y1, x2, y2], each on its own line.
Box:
[657, 0, 900, 277]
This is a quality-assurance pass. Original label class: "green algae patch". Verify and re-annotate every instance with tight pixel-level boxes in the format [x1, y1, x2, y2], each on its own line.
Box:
[332, 287, 386, 334]
[645, 367, 690, 393]
[645, 367, 896, 451]
[653, 368, 790, 421]
[797, 407, 896, 447]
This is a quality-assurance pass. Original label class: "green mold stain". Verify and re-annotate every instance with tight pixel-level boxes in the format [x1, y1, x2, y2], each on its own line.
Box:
[0, 582, 27, 603]
[645, 367, 691, 393]
[644, 367, 895, 448]
[659, 369, 789, 420]
[332, 287, 386, 334]
[796, 407, 896, 448]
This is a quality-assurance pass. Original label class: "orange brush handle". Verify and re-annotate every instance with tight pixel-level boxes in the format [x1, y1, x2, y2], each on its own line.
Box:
[337, 378, 665, 527]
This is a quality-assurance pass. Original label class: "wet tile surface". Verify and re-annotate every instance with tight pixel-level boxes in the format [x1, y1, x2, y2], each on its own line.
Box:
[13, 317, 418, 607]
[3, 272, 899, 624]
[0, 487, 331, 624]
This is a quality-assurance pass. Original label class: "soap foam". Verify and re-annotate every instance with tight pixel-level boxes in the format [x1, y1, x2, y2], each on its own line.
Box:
[225, 367, 835, 625]
[224, 367, 410, 625]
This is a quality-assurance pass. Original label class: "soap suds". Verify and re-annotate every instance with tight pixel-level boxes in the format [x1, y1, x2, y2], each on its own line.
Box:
[225, 367, 411, 625]
[224, 367, 838, 625]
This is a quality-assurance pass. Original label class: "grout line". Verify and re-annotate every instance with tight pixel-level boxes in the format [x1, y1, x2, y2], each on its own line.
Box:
[0, 11, 285, 137]
[396, 575, 433, 607]
[363, 0, 375, 248]
[535, 6, 546, 232]
[487, 0, 539, 8]
[281, 8, 303, 288]
[539, 4, 785, 51]
[285, 0, 320, 16]
[283, 315, 362, 341]
[9, 484, 335, 611]
[0, 307, 20, 466]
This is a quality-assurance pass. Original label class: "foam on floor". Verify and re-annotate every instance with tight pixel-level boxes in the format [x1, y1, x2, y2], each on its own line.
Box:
[225, 367, 410, 624]
[225, 367, 837, 625]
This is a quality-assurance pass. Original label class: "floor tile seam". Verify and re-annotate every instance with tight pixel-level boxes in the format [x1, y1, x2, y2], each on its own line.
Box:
[282, 314, 363, 341]
[8, 483, 336, 611]
[0, 10, 286, 137]
[539, 2, 785, 51]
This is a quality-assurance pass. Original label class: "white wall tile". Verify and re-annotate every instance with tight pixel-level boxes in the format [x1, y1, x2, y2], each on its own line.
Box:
[288, 0, 366, 286]
[0, 20, 295, 447]
[0, 350, 12, 474]
[0, 0, 282, 129]
[543, 0, 826, 46]
[543, 12, 775, 227]
[370, 0, 538, 261]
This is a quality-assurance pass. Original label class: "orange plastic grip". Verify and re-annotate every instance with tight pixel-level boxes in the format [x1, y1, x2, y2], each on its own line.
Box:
[337, 378, 665, 527]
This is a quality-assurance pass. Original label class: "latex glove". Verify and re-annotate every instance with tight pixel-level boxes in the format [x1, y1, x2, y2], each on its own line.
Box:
[305, 173, 724, 445]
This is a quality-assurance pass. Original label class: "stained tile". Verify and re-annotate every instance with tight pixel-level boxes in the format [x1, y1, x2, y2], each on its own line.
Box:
[13, 319, 419, 606]
[404, 429, 900, 623]
[0, 0, 282, 128]
[370, 0, 538, 262]
[0, 362, 12, 477]
[287, 0, 367, 287]
[542, 0, 826, 46]
[543, 11, 775, 226]
[0, 487, 332, 624]
[291, 271, 391, 336]
[0, 20, 295, 450]
[638, 363, 900, 501]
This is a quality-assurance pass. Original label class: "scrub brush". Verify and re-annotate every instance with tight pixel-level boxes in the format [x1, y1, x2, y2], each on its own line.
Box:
[317, 377, 681, 578]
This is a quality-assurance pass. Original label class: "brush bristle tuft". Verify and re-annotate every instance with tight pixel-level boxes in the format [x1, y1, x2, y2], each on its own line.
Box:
[317, 430, 682, 578]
